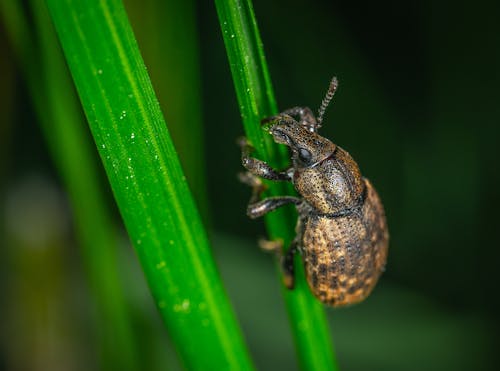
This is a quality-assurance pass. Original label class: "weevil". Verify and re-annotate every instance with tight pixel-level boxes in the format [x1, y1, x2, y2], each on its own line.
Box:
[239, 77, 388, 307]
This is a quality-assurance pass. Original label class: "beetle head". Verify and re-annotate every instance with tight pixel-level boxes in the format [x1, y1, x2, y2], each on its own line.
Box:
[268, 121, 336, 168]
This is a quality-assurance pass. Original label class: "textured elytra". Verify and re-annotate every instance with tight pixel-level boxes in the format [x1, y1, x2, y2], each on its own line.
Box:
[239, 77, 389, 307]
[302, 178, 388, 306]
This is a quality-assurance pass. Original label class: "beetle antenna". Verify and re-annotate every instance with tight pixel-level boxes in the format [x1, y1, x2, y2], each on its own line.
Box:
[317, 76, 338, 126]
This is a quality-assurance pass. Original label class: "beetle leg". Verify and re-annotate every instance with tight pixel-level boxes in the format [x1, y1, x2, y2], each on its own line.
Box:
[246, 196, 301, 219]
[258, 238, 283, 252]
[239, 170, 301, 218]
[238, 170, 266, 191]
[258, 238, 297, 289]
[260, 114, 296, 128]
[261, 109, 319, 133]
[238, 137, 292, 181]
[282, 240, 298, 289]
[281, 107, 319, 132]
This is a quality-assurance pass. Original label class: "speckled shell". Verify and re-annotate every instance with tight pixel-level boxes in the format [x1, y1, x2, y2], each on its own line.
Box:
[301, 178, 388, 307]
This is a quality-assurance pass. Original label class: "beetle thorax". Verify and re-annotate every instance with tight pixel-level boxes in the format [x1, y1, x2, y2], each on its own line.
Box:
[294, 146, 364, 214]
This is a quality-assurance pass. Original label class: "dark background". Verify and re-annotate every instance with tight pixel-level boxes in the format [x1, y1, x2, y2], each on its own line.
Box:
[1, 0, 499, 370]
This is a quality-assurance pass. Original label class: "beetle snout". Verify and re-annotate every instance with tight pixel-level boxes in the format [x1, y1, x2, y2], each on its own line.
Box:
[268, 123, 308, 147]
[269, 126, 293, 146]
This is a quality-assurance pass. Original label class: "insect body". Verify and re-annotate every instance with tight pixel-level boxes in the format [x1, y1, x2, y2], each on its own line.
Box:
[239, 77, 388, 307]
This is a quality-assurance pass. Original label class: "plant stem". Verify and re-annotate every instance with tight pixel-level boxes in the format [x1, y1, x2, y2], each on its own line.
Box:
[215, 0, 338, 370]
[45, 0, 254, 369]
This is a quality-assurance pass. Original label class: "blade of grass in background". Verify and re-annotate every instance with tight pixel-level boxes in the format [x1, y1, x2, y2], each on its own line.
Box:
[0, 2, 140, 370]
[214, 0, 338, 370]
[45, 0, 254, 369]
[3, 176, 80, 370]
[0, 35, 14, 180]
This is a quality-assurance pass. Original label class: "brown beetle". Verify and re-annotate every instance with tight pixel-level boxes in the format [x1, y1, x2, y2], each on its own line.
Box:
[239, 77, 388, 307]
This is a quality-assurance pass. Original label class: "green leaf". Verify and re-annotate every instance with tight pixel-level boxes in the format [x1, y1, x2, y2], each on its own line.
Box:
[44, 0, 254, 369]
[215, 0, 338, 370]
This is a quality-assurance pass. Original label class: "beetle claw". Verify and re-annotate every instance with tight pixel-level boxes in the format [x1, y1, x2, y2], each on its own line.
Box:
[282, 271, 295, 289]
[236, 136, 251, 148]
[258, 238, 283, 253]
[238, 171, 266, 189]
[260, 116, 276, 125]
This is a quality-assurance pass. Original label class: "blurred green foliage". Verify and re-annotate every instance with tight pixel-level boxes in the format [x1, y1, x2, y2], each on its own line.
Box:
[1, 0, 498, 370]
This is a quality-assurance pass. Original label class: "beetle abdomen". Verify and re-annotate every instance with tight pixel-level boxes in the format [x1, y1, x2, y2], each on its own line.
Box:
[302, 178, 388, 307]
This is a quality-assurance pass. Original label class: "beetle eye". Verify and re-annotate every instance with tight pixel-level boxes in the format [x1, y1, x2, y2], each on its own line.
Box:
[298, 148, 313, 164]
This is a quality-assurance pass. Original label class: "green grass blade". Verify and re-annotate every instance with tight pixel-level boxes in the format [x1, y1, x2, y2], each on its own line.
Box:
[45, 0, 254, 369]
[214, 0, 338, 370]
[1, 2, 140, 369]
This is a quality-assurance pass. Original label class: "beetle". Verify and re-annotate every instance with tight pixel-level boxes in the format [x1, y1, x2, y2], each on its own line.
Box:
[238, 77, 388, 307]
